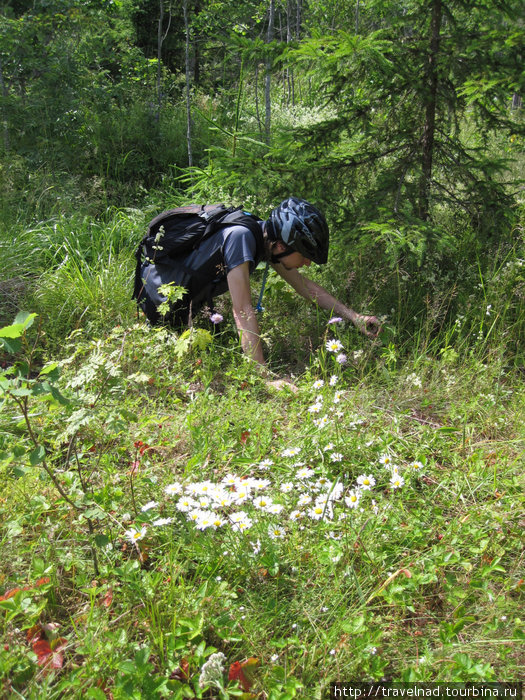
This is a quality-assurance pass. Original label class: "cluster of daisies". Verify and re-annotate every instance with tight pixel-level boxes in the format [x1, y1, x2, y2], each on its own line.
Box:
[123, 322, 425, 545]
[124, 448, 425, 544]
[306, 374, 346, 429]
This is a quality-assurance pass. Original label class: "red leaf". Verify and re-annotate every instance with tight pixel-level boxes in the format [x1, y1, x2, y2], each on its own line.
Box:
[33, 638, 52, 664]
[0, 587, 21, 601]
[228, 662, 251, 692]
[26, 625, 43, 644]
[228, 658, 258, 692]
[35, 577, 51, 587]
[171, 658, 190, 681]
[240, 431, 250, 445]
[32, 637, 67, 670]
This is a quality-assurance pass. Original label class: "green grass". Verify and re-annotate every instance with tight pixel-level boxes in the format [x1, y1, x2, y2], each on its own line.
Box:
[1, 307, 523, 698]
[0, 193, 523, 698]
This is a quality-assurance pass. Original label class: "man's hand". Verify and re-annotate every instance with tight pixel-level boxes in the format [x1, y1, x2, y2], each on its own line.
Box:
[353, 314, 382, 338]
[266, 378, 299, 393]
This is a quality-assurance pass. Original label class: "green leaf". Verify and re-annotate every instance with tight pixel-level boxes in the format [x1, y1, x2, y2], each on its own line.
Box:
[0, 337, 21, 353]
[0, 313, 37, 338]
[94, 534, 110, 548]
[29, 445, 46, 466]
[39, 362, 59, 376]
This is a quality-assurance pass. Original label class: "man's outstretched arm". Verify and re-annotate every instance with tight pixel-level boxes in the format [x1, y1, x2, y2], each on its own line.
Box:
[272, 263, 382, 338]
[227, 262, 265, 365]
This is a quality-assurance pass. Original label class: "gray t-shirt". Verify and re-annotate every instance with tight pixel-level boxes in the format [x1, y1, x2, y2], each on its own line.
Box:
[140, 221, 265, 325]
[184, 223, 262, 276]
[176, 222, 265, 316]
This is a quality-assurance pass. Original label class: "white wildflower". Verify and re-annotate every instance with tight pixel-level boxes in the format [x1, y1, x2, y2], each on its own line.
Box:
[356, 475, 375, 490]
[140, 501, 158, 512]
[282, 447, 301, 457]
[199, 651, 227, 689]
[164, 482, 183, 496]
[326, 339, 343, 353]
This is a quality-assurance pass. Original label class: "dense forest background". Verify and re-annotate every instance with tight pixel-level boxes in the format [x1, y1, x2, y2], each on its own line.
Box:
[1, 0, 523, 223]
[1, 0, 524, 352]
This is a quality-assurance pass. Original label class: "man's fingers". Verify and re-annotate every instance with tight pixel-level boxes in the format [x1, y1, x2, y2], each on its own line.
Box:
[266, 379, 299, 393]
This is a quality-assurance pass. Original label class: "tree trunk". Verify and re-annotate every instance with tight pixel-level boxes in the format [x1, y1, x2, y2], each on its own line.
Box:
[265, 0, 275, 145]
[419, 0, 442, 221]
[255, 63, 263, 137]
[156, 0, 164, 122]
[0, 57, 9, 151]
[193, 0, 201, 85]
[183, 0, 193, 167]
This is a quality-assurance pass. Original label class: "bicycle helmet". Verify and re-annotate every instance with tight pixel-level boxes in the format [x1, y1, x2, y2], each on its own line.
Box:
[266, 197, 329, 264]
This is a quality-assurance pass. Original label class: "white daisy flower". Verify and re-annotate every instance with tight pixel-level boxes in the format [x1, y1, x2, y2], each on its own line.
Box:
[314, 415, 330, 428]
[176, 496, 197, 512]
[188, 508, 205, 522]
[268, 525, 286, 539]
[345, 490, 361, 508]
[282, 447, 301, 457]
[141, 501, 158, 512]
[152, 517, 173, 527]
[232, 488, 251, 505]
[267, 503, 285, 515]
[313, 379, 325, 389]
[410, 461, 424, 473]
[296, 467, 315, 480]
[330, 452, 343, 462]
[329, 375, 339, 386]
[326, 339, 344, 353]
[248, 478, 271, 490]
[379, 454, 392, 467]
[211, 490, 234, 508]
[327, 483, 344, 501]
[289, 510, 303, 520]
[195, 480, 214, 495]
[196, 513, 215, 530]
[308, 504, 333, 520]
[356, 475, 376, 490]
[231, 518, 253, 532]
[308, 403, 323, 414]
[280, 481, 295, 493]
[164, 482, 182, 496]
[125, 526, 147, 543]
[390, 474, 405, 489]
[253, 495, 273, 510]
[229, 511, 249, 524]
[258, 459, 274, 469]
[297, 494, 312, 506]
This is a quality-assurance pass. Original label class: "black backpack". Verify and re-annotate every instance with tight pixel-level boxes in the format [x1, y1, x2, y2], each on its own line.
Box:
[132, 204, 264, 325]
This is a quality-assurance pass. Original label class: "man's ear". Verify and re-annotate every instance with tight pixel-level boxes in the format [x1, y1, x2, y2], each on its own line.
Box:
[273, 241, 287, 254]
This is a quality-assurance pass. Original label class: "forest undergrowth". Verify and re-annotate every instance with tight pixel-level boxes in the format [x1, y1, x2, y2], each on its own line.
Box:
[1, 226, 524, 696]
